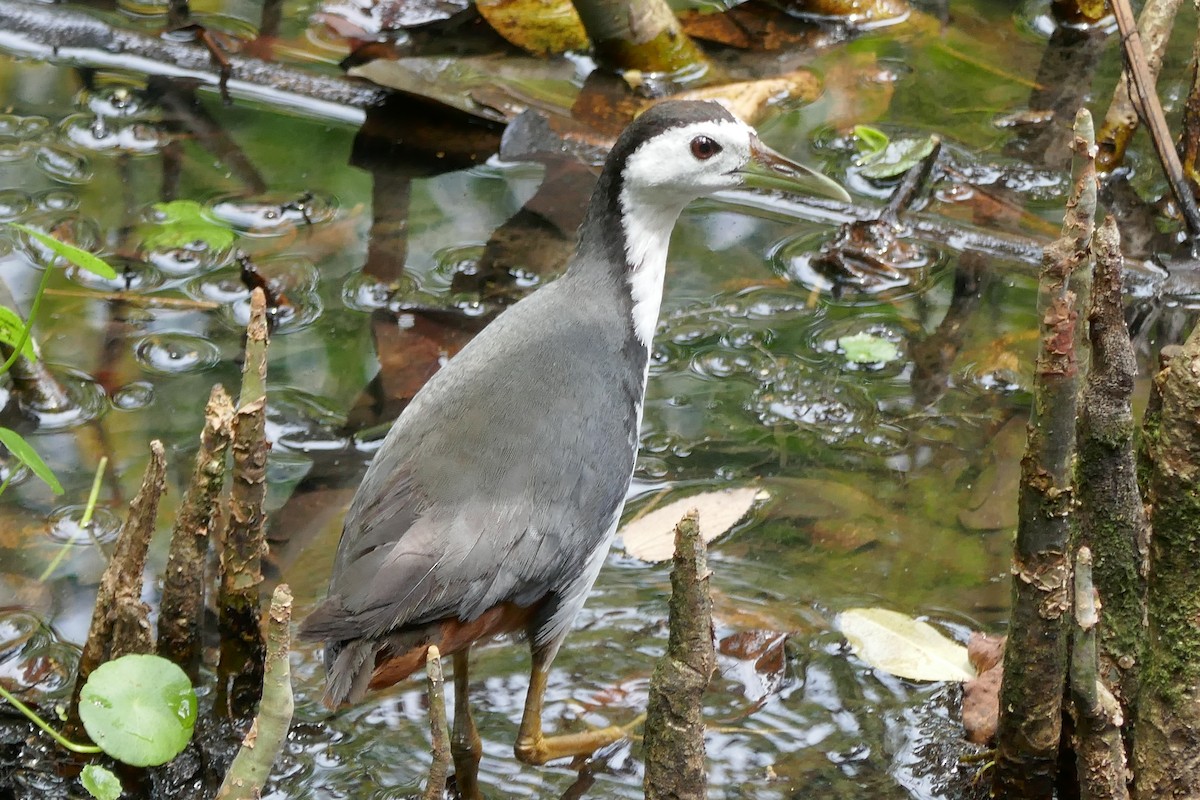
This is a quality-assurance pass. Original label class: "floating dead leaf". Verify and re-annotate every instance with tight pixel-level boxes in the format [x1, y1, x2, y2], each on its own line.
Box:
[718, 629, 789, 702]
[835, 608, 975, 682]
[476, 0, 588, 56]
[962, 632, 1005, 743]
[672, 71, 821, 126]
[678, 0, 828, 51]
[620, 487, 764, 562]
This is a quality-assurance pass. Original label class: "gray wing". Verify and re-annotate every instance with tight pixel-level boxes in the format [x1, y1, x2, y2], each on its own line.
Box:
[302, 278, 640, 644]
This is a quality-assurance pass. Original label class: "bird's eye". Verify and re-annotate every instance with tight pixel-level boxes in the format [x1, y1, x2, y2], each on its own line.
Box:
[690, 136, 721, 160]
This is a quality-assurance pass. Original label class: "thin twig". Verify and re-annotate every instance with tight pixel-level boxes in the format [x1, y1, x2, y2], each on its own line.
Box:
[43, 287, 221, 310]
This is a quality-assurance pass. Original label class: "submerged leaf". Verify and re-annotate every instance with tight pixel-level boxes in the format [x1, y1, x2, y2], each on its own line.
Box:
[10, 223, 118, 280]
[79, 654, 197, 767]
[835, 607, 975, 682]
[81, 764, 122, 800]
[838, 332, 900, 365]
[853, 124, 890, 158]
[621, 486, 764, 562]
[857, 135, 937, 179]
[0, 306, 37, 363]
[143, 201, 236, 251]
[0, 427, 63, 494]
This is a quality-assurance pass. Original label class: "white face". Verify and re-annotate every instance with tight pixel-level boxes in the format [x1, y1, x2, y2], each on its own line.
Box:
[620, 119, 755, 200]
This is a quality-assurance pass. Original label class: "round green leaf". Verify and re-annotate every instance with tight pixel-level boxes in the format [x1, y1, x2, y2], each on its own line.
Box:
[81, 764, 122, 800]
[79, 654, 197, 767]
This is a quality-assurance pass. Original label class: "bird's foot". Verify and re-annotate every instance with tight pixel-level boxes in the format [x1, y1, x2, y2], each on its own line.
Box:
[514, 712, 646, 765]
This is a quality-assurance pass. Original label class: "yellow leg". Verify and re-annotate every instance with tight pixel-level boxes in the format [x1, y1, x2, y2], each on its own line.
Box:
[451, 649, 483, 800]
[514, 663, 644, 765]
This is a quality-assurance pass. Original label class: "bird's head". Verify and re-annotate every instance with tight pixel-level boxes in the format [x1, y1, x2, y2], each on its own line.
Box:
[615, 100, 850, 204]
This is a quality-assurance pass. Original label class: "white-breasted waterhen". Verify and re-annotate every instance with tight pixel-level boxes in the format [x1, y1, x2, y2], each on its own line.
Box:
[300, 100, 849, 772]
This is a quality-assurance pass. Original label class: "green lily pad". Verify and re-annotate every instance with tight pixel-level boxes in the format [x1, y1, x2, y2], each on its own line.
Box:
[838, 332, 900, 365]
[0, 427, 63, 494]
[79, 654, 197, 767]
[81, 764, 122, 800]
[10, 223, 118, 280]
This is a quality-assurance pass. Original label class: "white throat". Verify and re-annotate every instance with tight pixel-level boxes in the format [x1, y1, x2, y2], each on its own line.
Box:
[620, 185, 688, 348]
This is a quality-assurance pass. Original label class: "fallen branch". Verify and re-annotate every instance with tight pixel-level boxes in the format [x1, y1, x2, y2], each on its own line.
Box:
[1109, 0, 1200, 237]
[1096, 0, 1181, 172]
[0, 0, 388, 122]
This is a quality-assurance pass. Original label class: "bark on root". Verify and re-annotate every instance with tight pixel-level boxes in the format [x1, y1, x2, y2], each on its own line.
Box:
[1074, 217, 1147, 726]
[643, 510, 715, 800]
[215, 585, 294, 800]
[1132, 323, 1200, 798]
[158, 383, 235, 679]
[1070, 547, 1131, 800]
[993, 109, 1096, 800]
[69, 440, 168, 727]
[217, 288, 270, 718]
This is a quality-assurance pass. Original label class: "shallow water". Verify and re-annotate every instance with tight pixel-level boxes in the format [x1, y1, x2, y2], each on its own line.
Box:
[1, 0, 1198, 796]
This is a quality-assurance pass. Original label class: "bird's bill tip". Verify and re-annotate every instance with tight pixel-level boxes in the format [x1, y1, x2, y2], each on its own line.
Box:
[740, 136, 850, 203]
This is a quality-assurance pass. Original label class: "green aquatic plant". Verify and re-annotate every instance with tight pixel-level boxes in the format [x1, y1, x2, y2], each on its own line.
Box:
[0, 223, 118, 495]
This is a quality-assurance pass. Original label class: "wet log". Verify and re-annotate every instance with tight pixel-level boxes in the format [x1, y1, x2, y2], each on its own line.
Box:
[643, 510, 715, 800]
[69, 441, 168, 726]
[569, 0, 707, 75]
[993, 109, 1096, 799]
[1132, 325, 1200, 799]
[0, 0, 388, 122]
[217, 289, 270, 717]
[157, 383, 235, 679]
[1069, 547, 1130, 800]
[1096, 0, 1181, 172]
[215, 585, 294, 800]
[1074, 217, 1147, 723]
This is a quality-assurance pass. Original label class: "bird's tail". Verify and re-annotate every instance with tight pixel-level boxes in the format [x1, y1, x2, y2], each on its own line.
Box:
[323, 638, 380, 709]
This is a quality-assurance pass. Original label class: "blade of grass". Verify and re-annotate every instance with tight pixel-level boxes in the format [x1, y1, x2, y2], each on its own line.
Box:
[0, 683, 102, 754]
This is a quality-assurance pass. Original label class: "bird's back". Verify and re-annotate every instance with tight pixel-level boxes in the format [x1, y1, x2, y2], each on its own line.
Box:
[301, 265, 646, 700]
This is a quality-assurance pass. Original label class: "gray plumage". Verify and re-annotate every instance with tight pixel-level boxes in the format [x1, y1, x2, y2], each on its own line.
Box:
[301, 101, 766, 709]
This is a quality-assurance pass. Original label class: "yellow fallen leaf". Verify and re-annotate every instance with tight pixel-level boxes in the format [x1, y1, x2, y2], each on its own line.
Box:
[620, 486, 765, 562]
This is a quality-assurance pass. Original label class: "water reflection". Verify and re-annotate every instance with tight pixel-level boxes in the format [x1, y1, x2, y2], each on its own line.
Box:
[0, 25, 1165, 797]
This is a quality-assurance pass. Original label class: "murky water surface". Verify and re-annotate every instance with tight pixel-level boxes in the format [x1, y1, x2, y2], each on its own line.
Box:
[0, 0, 1197, 796]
